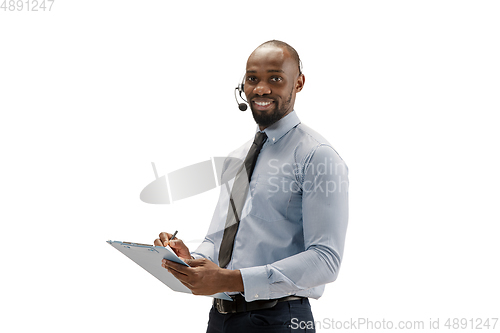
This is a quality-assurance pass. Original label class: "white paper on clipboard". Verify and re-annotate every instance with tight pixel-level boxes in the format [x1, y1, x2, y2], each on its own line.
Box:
[107, 240, 232, 300]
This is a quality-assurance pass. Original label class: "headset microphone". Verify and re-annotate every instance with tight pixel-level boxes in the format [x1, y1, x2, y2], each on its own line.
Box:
[234, 81, 248, 111]
[238, 102, 248, 111]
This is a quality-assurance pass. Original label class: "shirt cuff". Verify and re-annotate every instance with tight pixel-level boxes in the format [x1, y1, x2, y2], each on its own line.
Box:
[239, 265, 270, 302]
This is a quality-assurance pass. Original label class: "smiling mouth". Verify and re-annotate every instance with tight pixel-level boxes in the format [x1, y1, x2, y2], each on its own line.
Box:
[252, 99, 275, 111]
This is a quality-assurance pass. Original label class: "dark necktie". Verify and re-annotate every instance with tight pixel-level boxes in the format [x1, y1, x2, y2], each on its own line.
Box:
[218, 131, 268, 268]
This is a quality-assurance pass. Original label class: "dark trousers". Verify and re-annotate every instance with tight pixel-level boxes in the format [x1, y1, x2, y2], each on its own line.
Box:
[206, 298, 315, 333]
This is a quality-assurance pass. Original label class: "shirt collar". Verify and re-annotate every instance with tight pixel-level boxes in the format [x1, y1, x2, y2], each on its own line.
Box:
[257, 110, 301, 145]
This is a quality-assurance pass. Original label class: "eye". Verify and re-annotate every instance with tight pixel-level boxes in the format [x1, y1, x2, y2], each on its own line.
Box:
[270, 76, 283, 83]
[246, 76, 257, 83]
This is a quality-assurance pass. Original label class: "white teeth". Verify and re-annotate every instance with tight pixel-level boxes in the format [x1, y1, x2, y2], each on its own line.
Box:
[255, 101, 272, 106]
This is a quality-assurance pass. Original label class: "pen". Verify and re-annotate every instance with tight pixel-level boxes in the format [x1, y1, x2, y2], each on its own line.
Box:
[169, 230, 178, 245]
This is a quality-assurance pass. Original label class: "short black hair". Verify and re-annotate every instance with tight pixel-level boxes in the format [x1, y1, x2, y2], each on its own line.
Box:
[258, 40, 303, 76]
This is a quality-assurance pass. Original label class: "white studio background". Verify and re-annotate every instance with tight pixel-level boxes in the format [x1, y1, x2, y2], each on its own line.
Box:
[1, 1, 499, 332]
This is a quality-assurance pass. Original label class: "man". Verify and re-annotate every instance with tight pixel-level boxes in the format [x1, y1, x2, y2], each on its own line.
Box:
[154, 40, 349, 332]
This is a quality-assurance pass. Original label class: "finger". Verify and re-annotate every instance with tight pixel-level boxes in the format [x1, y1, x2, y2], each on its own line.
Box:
[167, 264, 191, 285]
[169, 239, 184, 248]
[164, 260, 190, 275]
[161, 260, 185, 275]
[153, 238, 163, 247]
[178, 278, 194, 290]
[159, 232, 173, 247]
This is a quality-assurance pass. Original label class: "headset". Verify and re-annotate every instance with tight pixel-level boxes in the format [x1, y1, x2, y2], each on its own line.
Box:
[234, 75, 248, 111]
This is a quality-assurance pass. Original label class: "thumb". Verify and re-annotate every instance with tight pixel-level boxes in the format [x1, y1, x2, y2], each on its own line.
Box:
[184, 258, 206, 267]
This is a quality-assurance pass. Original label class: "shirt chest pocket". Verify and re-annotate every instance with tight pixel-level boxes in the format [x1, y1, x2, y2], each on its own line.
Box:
[249, 175, 295, 222]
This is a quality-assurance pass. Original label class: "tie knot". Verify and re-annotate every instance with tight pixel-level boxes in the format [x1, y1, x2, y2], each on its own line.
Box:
[254, 132, 267, 147]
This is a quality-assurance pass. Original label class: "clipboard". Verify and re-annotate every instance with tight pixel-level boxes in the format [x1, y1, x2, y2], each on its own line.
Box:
[107, 240, 232, 300]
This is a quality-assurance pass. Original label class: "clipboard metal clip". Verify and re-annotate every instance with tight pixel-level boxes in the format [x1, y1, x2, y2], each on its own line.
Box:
[119, 241, 160, 254]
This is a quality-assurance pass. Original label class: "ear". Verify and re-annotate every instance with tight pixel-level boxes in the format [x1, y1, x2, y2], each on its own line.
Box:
[295, 74, 305, 92]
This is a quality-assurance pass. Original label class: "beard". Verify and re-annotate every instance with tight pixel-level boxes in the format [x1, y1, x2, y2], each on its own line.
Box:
[250, 88, 294, 128]
[250, 100, 283, 127]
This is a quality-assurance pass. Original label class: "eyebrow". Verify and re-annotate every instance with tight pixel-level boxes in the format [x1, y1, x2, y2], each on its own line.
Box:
[246, 69, 285, 74]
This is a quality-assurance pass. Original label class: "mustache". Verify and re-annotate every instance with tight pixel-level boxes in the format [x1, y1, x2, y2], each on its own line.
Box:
[249, 96, 278, 103]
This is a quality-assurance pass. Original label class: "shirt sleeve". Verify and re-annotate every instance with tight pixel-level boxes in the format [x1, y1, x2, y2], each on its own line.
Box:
[191, 240, 214, 261]
[239, 144, 349, 301]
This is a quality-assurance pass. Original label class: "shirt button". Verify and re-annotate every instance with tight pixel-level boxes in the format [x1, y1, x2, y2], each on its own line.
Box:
[288, 292, 292, 295]
[272, 137, 276, 142]
[254, 294, 259, 298]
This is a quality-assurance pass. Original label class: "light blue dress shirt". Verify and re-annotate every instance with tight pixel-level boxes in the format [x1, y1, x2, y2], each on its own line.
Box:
[192, 111, 349, 302]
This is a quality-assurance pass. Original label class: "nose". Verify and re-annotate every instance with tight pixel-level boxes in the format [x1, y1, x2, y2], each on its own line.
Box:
[253, 81, 271, 96]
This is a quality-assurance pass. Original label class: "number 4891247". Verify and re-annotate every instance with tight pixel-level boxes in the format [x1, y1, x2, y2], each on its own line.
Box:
[1, 0, 55, 11]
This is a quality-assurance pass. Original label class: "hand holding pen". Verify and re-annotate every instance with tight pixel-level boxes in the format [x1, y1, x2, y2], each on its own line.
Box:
[154, 231, 192, 261]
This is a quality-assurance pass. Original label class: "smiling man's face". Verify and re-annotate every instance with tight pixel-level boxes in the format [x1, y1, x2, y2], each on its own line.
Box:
[245, 45, 305, 129]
